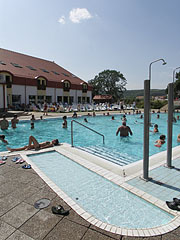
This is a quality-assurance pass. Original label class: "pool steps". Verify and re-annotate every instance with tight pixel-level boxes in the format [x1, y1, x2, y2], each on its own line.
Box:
[77, 145, 134, 166]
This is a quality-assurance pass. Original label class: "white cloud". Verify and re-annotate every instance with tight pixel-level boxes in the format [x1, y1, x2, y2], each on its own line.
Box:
[58, 16, 65, 24]
[69, 8, 92, 23]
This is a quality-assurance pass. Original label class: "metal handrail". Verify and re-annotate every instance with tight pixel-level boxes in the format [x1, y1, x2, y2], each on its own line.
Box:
[71, 120, 105, 147]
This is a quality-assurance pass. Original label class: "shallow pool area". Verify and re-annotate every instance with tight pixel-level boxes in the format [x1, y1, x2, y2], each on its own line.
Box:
[28, 151, 174, 229]
[2, 113, 180, 166]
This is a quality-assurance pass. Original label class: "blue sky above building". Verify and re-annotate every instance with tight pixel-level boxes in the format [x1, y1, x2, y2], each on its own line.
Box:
[0, 0, 180, 89]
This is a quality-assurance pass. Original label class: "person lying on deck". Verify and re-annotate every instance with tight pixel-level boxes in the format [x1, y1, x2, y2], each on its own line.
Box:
[7, 135, 59, 152]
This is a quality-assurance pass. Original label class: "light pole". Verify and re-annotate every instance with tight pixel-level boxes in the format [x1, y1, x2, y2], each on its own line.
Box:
[173, 67, 180, 84]
[166, 66, 180, 168]
[143, 58, 166, 180]
[149, 59, 167, 84]
[172, 67, 180, 116]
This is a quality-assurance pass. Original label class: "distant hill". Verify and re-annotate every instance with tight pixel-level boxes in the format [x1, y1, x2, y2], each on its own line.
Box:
[124, 89, 166, 98]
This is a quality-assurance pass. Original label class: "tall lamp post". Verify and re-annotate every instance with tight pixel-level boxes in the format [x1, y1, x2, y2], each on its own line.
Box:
[143, 58, 166, 180]
[166, 66, 180, 168]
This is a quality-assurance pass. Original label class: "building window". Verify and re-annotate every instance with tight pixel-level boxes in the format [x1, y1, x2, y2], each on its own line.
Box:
[82, 83, 88, 93]
[37, 96, 45, 104]
[12, 95, 21, 105]
[0, 61, 6, 65]
[69, 96, 74, 104]
[6, 76, 12, 88]
[29, 95, 36, 104]
[63, 80, 71, 92]
[87, 97, 90, 103]
[52, 71, 60, 75]
[11, 62, 23, 68]
[37, 79, 46, 90]
[63, 96, 69, 104]
[57, 96, 62, 103]
[0, 74, 5, 83]
[62, 73, 69, 77]
[40, 68, 49, 73]
[82, 97, 86, 103]
[46, 96, 52, 104]
[26, 66, 36, 71]
[78, 97, 81, 103]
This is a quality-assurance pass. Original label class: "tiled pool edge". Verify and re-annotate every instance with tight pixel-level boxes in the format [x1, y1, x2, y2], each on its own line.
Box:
[17, 148, 180, 237]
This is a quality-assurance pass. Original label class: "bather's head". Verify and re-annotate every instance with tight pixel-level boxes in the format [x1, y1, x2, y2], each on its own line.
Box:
[52, 139, 59, 145]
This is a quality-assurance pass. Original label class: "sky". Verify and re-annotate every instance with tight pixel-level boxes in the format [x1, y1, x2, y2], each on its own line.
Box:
[0, 0, 180, 90]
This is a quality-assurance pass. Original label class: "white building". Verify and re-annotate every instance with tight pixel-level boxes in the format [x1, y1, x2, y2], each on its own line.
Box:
[0, 48, 92, 110]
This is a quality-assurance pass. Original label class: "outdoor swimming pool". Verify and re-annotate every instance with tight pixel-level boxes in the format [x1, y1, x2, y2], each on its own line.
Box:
[1, 113, 180, 165]
[28, 151, 174, 229]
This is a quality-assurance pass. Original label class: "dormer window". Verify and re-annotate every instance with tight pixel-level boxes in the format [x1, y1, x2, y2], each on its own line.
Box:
[36, 77, 47, 90]
[62, 80, 71, 92]
[82, 83, 88, 93]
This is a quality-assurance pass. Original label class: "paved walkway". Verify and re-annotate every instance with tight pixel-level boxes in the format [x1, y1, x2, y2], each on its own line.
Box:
[0, 155, 180, 240]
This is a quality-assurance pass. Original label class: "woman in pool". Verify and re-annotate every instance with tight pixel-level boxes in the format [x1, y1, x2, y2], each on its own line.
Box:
[7, 136, 59, 152]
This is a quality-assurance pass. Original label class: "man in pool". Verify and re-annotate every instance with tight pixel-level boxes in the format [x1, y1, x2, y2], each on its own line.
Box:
[7, 136, 59, 152]
[116, 121, 133, 137]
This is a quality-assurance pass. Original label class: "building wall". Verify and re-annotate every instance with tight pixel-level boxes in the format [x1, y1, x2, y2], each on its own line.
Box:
[0, 85, 6, 109]
[9, 84, 92, 105]
[12, 85, 26, 104]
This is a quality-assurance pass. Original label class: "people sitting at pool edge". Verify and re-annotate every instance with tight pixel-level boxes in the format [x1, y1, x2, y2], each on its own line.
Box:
[7, 135, 59, 152]
[155, 135, 166, 147]
[116, 121, 133, 137]
[0, 135, 8, 144]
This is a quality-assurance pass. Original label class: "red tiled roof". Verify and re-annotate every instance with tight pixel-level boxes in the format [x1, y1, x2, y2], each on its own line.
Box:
[93, 95, 112, 100]
[0, 48, 87, 85]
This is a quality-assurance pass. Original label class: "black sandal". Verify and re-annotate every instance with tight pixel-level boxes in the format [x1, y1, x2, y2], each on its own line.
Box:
[51, 205, 69, 216]
[166, 201, 180, 211]
[173, 198, 180, 205]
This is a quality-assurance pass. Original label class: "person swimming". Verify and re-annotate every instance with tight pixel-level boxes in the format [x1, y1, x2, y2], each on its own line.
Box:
[62, 116, 67, 128]
[0, 135, 8, 144]
[155, 135, 166, 147]
[153, 124, 159, 133]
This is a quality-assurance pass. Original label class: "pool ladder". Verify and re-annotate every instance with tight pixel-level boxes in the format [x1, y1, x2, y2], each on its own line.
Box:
[71, 120, 105, 147]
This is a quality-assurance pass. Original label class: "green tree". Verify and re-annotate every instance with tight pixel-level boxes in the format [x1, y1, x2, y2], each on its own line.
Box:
[88, 70, 127, 101]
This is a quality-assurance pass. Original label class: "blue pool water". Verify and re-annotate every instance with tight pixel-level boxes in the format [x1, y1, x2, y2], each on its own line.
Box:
[29, 151, 174, 229]
[1, 113, 180, 165]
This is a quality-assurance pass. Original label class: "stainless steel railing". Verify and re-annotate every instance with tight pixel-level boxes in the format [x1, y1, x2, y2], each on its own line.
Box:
[71, 120, 105, 147]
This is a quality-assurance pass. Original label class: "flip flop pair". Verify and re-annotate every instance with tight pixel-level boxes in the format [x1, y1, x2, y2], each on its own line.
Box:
[51, 205, 69, 216]
[15, 159, 25, 164]
[12, 157, 21, 162]
[22, 164, 31, 169]
[166, 198, 180, 211]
